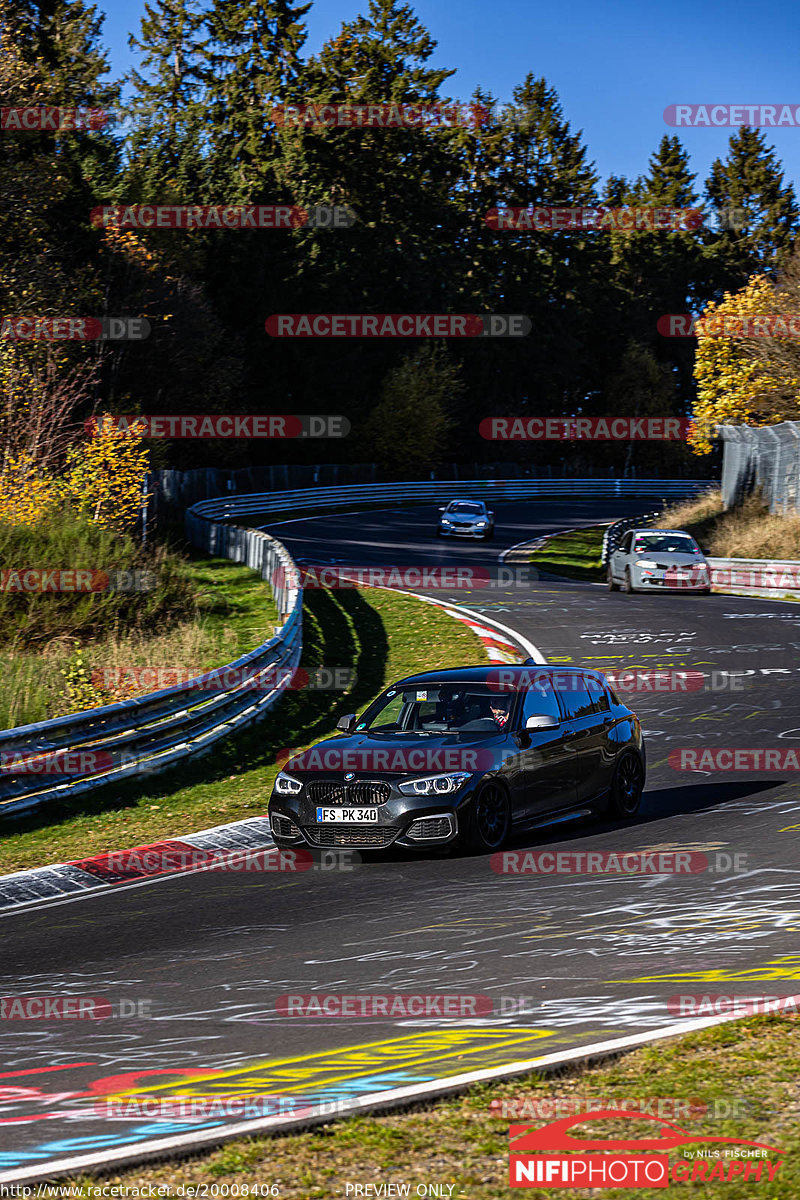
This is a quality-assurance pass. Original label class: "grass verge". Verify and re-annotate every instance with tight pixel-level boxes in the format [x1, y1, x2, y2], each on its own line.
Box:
[66, 1013, 800, 1198]
[0, 586, 487, 872]
[527, 526, 605, 582]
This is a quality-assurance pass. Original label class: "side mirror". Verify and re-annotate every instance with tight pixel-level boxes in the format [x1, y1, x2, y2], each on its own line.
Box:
[525, 713, 560, 730]
[488, 510, 494, 518]
[336, 713, 357, 734]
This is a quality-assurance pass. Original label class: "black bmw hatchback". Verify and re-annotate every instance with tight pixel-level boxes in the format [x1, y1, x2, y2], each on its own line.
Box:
[268, 665, 646, 855]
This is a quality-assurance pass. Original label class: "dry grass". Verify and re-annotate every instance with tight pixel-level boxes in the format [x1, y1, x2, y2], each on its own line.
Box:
[660, 489, 800, 560]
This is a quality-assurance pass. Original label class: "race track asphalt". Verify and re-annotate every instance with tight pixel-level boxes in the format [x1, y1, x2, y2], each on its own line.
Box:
[2, 498, 799, 1178]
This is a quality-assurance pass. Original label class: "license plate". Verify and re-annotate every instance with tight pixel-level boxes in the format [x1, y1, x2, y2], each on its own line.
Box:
[316, 807, 379, 823]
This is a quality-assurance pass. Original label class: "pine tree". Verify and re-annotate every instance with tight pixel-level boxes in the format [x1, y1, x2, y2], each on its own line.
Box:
[606, 136, 703, 404]
[203, 0, 311, 200]
[705, 127, 799, 286]
[124, 0, 208, 200]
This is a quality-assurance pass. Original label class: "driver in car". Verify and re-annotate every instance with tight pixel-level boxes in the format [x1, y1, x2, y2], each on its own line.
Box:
[488, 697, 511, 728]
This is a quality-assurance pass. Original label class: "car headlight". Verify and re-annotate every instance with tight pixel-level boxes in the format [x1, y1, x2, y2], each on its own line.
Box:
[274, 771, 302, 795]
[476, 519, 487, 527]
[398, 771, 471, 796]
[441, 517, 452, 525]
[635, 559, 658, 569]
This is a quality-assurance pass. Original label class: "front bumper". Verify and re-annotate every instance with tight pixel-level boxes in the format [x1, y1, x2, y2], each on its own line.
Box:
[439, 523, 490, 538]
[632, 568, 711, 591]
[269, 778, 479, 849]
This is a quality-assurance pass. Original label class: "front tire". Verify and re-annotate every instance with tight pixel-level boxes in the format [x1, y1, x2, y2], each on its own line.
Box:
[607, 566, 618, 591]
[622, 568, 633, 594]
[608, 751, 645, 818]
[457, 782, 511, 854]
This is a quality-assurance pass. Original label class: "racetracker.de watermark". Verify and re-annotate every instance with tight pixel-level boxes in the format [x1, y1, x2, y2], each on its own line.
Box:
[275, 993, 493, 1017]
[665, 103, 800, 126]
[491, 849, 748, 874]
[280, 746, 497, 772]
[0, 106, 109, 131]
[659, 313, 800, 338]
[486, 207, 703, 231]
[95, 1095, 349, 1120]
[271, 565, 540, 590]
[668, 994, 800, 1017]
[0, 750, 115, 776]
[93, 847, 359, 875]
[492, 1096, 747, 1119]
[670, 748, 800, 771]
[91, 666, 355, 693]
[480, 416, 688, 440]
[86, 414, 349, 438]
[0, 997, 152, 1019]
[0, 568, 155, 592]
[265, 314, 530, 338]
[270, 102, 490, 127]
[0, 317, 149, 341]
[486, 668, 746, 693]
[91, 205, 356, 230]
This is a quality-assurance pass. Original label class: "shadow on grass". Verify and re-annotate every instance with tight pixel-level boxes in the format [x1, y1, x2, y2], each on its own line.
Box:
[0, 588, 389, 840]
[528, 526, 606, 583]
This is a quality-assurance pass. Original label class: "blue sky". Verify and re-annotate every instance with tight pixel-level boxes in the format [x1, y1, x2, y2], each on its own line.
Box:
[97, 0, 800, 196]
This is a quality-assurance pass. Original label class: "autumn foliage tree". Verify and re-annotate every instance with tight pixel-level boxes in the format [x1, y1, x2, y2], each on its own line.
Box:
[689, 268, 800, 454]
[60, 415, 150, 532]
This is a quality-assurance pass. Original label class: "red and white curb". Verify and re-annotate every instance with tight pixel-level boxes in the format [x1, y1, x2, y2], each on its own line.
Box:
[0, 817, 277, 914]
[440, 606, 535, 663]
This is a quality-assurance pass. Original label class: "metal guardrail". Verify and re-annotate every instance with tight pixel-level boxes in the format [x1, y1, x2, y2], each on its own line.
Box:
[0, 527, 302, 818]
[191, 479, 713, 525]
[601, 512, 663, 564]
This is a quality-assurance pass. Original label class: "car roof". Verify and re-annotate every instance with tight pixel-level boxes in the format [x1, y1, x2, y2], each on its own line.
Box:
[393, 665, 606, 687]
[630, 528, 694, 536]
[446, 498, 486, 506]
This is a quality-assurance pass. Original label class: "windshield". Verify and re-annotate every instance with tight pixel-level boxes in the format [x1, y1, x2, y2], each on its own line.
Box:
[358, 684, 514, 736]
[448, 502, 483, 515]
[633, 534, 699, 554]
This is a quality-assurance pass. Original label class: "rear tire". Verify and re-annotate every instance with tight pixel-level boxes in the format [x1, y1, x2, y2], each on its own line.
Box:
[608, 751, 645, 818]
[607, 566, 618, 591]
[622, 568, 633, 594]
